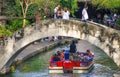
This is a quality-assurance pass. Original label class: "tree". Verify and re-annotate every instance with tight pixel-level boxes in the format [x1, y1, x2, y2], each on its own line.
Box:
[60, 0, 78, 17]
[35, 0, 60, 17]
[3, 0, 38, 26]
[18, 0, 35, 27]
[91, 0, 120, 10]
[36, 0, 78, 17]
[3, 0, 22, 17]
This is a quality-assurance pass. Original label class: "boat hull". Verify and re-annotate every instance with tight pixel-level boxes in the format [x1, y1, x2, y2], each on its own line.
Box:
[49, 63, 94, 73]
[73, 63, 94, 73]
[49, 51, 94, 73]
[49, 67, 63, 73]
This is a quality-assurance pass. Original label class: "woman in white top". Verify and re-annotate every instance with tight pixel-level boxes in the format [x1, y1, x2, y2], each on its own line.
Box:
[62, 7, 70, 20]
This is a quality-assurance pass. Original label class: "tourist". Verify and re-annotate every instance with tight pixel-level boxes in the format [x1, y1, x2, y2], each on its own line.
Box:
[64, 50, 70, 60]
[86, 49, 93, 56]
[51, 53, 61, 62]
[35, 12, 41, 23]
[61, 50, 65, 59]
[82, 5, 89, 22]
[62, 7, 70, 20]
[70, 41, 77, 53]
[80, 53, 84, 62]
[86, 49, 94, 61]
[57, 50, 61, 56]
[112, 14, 117, 24]
[54, 5, 61, 19]
[103, 14, 108, 25]
[54, 36, 58, 41]
[56, 6, 63, 19]
[96, 13, 102, 23]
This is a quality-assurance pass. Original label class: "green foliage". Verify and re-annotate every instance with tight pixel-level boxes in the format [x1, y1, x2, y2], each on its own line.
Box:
[35, 0, 60, 17]
[4, 0, 38, 17]
[91, 0, 120, 10]
[70, 0, 78, 17]
[3, 0, 22, 17]
[27, 3, 39, 17]
[116, 18, 120, 25]
[60, 0, 78, 17]
[36, 0, 78, 17]
[6, 20, 30, 32]
[0, 19, 30, 37]
[0, 26, 12, 37]
[4, 0, 79, 18]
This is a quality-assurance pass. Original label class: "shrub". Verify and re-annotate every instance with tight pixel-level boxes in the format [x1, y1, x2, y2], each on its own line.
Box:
[0, 26, 12, 37]
[116, 18, 120, 26]
[6, 19, 30, 32]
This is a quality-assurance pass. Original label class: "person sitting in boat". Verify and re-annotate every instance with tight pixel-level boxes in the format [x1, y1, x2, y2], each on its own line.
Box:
[73, 52, 81, 61]
[86, 49, 94, 61]
[86, 49, 94, 57]
[79, 53, 85, 62]
[57, 50, 61, 56]
[64, 50, 70, 60]
[51, 53, 61, 62]
[78, 53, 89, 66]
[57, 50, 64, 60]
[79, 52, 89, 62]
[61, 50, 65, 59]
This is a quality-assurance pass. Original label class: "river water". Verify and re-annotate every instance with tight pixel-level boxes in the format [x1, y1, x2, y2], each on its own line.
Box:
[3, 40, 120, 77]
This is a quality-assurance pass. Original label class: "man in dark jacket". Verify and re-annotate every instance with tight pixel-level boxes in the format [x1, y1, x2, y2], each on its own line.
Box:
[70, 41, 77, 53]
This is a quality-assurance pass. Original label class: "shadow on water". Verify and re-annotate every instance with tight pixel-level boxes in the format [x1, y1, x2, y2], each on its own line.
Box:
[3, 42, 120, 77]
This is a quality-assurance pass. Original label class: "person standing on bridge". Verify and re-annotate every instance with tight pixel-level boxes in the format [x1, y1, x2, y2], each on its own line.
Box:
[54, 4, 61, 19]
[82, 5, 89, 22]
[35, 12, 41, 23]
[62, 7, 70, 20]
[56, 6, 63, 19]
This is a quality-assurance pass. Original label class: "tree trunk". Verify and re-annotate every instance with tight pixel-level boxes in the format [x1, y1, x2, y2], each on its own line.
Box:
[22, 13, 26, 27]
[22, 17, 26, 27]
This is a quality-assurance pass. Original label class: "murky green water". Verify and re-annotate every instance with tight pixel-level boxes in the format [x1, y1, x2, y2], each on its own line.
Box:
[3, 42, 120, 77]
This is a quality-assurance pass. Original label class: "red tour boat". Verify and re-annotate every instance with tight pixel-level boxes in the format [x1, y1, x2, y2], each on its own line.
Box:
[49, 49, 94, 73]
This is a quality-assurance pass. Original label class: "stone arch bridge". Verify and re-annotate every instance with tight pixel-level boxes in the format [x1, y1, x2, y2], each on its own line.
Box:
[0, 19, 120, 73]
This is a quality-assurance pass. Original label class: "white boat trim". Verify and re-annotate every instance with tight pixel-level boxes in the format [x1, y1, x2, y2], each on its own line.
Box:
[73, 64, 94, 73]
[49, 69, 64, 73]
[49, 67, 63, 73]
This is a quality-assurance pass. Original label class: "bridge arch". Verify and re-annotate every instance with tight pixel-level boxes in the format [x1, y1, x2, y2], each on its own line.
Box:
[0, 19, 120, 73]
